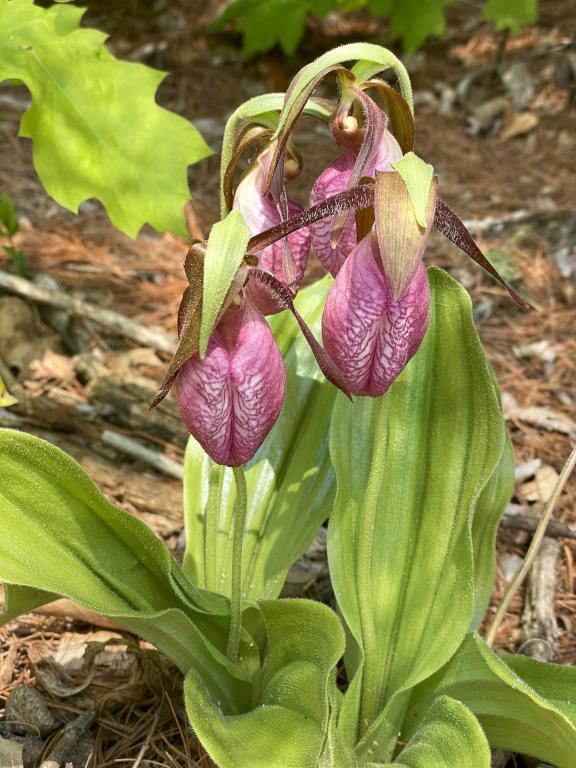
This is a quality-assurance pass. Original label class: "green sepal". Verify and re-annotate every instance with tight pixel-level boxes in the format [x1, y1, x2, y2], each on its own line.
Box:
[199, 210, 251, 357]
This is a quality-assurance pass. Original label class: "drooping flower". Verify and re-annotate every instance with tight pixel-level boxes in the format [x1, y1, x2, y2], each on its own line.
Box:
[309, 92, 403, 276]
[322, 232, 429, 396]
[233, 143, 310, 314]
[176, 300, 285, 467]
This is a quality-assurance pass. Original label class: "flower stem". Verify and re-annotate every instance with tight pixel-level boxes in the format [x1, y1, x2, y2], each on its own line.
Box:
[226, 464, 248, 663]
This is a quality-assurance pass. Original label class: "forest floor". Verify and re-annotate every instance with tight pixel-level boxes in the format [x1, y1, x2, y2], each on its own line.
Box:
[0, 0, 575, 765]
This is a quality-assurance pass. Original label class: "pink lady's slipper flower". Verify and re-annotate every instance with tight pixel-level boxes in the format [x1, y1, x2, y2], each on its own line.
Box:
[322, 170, 437, 397]
[234, 143, 310, 315]
[176, 300, 285, 467]
[310, 88, 403, 276]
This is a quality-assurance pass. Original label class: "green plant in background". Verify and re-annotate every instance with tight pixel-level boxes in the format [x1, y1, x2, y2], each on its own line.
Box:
[0, 0, 211, 237]
[213, 0, 538, 56]
[0, 192, 28, 276]
[0, 5, 573, 767]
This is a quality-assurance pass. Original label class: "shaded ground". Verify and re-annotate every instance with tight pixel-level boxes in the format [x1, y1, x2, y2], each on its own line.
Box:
[1, 0, 575, 765]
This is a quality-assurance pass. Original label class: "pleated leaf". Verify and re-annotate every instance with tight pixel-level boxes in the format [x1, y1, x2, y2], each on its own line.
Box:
[328, 267, 506, 757]
[184, 599, 345, 768]
[405, 634, 576, 768]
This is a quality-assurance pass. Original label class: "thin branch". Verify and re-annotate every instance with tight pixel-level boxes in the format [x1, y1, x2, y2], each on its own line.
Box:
[486, 443, 576, 647]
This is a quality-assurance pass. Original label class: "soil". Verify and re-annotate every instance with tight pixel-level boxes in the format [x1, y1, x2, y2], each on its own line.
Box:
[0, 1, 575, 765]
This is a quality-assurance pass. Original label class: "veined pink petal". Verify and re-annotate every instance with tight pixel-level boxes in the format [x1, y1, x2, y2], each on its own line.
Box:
[176, 302, 286, 466]
[322, 233, 429, 397]
[233, 147, 310, 314]
[310, 130, 403, 276]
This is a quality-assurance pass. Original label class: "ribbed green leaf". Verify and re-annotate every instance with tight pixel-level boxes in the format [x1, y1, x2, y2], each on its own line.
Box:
[405, 634, 576, 768]
[184, 599, 345, 768]
[470, 435, 515, 629]
[0, 429, 260, 706]
[379, 696, 490, 768]
[327, 267, 506, 758]
[0, 0, 211, 237]
[183, 276, 337, 600]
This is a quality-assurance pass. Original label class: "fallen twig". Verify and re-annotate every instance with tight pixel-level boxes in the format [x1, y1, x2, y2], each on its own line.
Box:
[486, 442, 576, 647]
[502, 508, 576, 541]
[0, 271, 176, 354]
[102, 430, 183, 480]
[520, 537, 561, 661]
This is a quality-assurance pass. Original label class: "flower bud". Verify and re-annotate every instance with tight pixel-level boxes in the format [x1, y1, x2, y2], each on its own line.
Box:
[310, 120, 403, 276]
[234, 144, 310, 314]
[322, 233, 429, 397]
[176, 301, 286, 466]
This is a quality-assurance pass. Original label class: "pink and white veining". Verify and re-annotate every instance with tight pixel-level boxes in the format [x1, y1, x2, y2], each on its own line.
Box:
[176, 302, 286, 466]
[310, 126, 403, 276]
[322, 233, 429, 397]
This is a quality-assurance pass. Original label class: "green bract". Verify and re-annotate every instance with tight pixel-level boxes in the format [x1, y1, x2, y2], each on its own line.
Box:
[0, 0, 211, 237]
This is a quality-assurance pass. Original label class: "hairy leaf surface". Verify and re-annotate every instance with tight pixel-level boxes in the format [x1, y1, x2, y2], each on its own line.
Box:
[405, 634, 576, 768]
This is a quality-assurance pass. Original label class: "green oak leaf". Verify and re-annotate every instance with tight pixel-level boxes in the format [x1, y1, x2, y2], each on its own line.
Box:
[0, 0, 211, 237]
[483, 0, 538, 32]
[367, 0, 456, 53]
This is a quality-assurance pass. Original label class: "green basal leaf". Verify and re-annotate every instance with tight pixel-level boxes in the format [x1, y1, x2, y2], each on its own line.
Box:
[0, 0, 211, 238]
[184, 276, 337, 600]
[390, 153, 434, 229]
[185, 598, 345, 768]
[405, 634, 576, 768]
[328, 267, 506, 759]
[483, 0, 538, 33]
[199, 210, 251, 357]
[470, 435, 515, 630]
[0, 429, 261, 707]
[220, 93, 331, 216]
[378, 696, 490, 768]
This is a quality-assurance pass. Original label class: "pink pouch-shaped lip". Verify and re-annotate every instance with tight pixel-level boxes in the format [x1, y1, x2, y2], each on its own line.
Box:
[322, 233, 429, 397]
[176, 301, 286, 466]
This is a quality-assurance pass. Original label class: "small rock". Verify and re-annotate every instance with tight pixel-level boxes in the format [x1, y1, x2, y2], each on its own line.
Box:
[502, 61, 535, 109]
[4, 686, 58, 737]
[501, 554, 524, 582]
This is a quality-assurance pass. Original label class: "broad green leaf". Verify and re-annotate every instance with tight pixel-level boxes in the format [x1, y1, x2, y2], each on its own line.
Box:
[0, 429, 262, 705]
[199, 210, 251, 356]
[0, 0, 211, 238]
[184, 276, 337, 600]
[366, 0, 456, 54]
[405, 634, 576, 768]
[0, 374, 17, 408]
[483, 0, 538, 32]
[379, 696, 490, 768]
[184, 598, 345, 768]
[470, 435, 515, 629]
[390, 153, 434, 229]
[327, 267, 506, 756]
[212, 0, 332, 57]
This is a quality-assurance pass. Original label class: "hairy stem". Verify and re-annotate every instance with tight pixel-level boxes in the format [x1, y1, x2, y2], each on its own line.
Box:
[226, 465, 248, 663]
